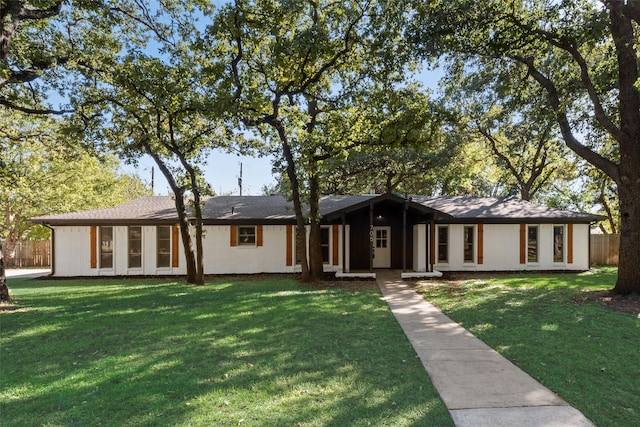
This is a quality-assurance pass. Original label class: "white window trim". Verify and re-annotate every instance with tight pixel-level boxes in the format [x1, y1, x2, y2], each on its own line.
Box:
[99, 226, 114, 270]
[238, 226, 257, 246]
[463, 225, 476, 264]
[156, 225, 172, 268]
[436, 225, 449, 264]
[293, 226, 332, 265]
[527, 225, 540, 264]
[321, 226, 331, 265]
[128, 226, 143, 270]
[552, 224, 566, 264]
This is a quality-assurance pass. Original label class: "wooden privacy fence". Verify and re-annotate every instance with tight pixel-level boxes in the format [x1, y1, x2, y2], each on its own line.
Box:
[11, 240, 51, 267]
[590, 234, 620, 266]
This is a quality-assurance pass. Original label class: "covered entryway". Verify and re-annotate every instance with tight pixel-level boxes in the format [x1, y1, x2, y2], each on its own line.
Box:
[324, 193, 449, 274]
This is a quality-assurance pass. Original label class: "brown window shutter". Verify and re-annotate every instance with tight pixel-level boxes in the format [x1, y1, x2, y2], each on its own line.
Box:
[519, 224, 526, 264]
[90, 226, 97, 269]
[567, 224, 574, 264]
[286, 225, 293, 266]
[230, 225, 238, 247]
[257, 225, 263, 247]
[332, 225, 339, 265]
[477, 224, 484, 265]
[172, 225, 179, 267]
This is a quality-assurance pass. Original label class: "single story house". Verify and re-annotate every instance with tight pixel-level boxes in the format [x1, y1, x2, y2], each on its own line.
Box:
[29, 193, 603, 278]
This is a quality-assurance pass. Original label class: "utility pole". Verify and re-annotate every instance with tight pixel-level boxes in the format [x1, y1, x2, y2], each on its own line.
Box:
[238, 162, 243, 196]
[151, 166, 155, 195]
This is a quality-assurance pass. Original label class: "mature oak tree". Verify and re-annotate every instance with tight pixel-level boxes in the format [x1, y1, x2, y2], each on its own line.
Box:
[71, 2, 230, 286]
[318, 87, 459, 195]
[1, 111, 150, 266]
[441, 58, 577, 202]
[0, 0, 63, 113]
[210, 0, 413, 281]
[413, 0, 640, 294]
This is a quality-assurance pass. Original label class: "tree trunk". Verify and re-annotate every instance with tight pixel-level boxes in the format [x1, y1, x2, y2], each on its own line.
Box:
[613, 160, 640, 295]
[174, 195, 198, 284]
[3, 204, 18, 267]
[519, 187, 531, 201]
[191, 195, 205, 286]
[3, 238, 16, 267]
[182, 160, 205, 285]
[144, 142, 198, 283]
[308, 173, 324, 280]
[280, 135, 310, 281]
[0, 240, 10, 303]
[609, 1, 640, 294]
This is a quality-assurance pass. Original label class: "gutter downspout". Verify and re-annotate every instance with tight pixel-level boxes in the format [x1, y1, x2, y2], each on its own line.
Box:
[369, 201, 374, 273]
[402, 200, 407, 273]
[43, 224, 55, 276]
[341, 214, 347, 273]
[589, 221, 596, 270]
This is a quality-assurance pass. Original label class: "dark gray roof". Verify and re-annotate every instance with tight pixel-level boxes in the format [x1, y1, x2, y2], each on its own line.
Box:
[30, 194, 603, 225]
[202, 196, 296, 223]
[29, 196, 180, 225]
[412, 196, 603, 222]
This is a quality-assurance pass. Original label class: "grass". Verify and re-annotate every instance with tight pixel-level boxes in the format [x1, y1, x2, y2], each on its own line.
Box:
[0, 275, 453, 427]
[412, 267, 640, 427]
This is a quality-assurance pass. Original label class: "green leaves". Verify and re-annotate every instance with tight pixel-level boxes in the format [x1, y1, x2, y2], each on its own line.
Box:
[0, 109, 150, 243]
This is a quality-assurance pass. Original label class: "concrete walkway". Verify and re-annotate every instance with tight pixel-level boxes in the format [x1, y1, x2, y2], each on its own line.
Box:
[376, 270, 594, 427]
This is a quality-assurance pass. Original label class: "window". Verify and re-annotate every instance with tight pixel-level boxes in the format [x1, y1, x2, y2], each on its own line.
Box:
[100, 226, 113, 269]
[294, 226, 303, 265]
[463, 226, 475, 263]
[128, 226, 142, 268]
[375, 228, 388, 248]
[238, 226, 256, 245]
[320, 227, 330, 264]
[527, 226, 538, 263]
[553, 226, 564, 263]
[437, 226, 448, 262]
[157, 226, 171, 268]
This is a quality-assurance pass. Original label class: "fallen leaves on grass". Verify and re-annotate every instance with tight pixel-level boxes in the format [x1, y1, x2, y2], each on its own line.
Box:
[574, 290, 640, 315]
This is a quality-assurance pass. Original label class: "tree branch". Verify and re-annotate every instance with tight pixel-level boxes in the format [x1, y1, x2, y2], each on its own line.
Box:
[0, 97, 73, 115]
[506, 14, 624, 142]
[512, 54, 620, 182]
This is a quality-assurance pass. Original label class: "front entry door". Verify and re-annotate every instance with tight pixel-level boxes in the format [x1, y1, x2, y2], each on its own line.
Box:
[373, 226, 391, 268]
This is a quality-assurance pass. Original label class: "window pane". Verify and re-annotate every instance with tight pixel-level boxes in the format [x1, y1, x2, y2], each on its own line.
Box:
[464, 226, 474, 263]
[158, 226, 170, 240]
[238, 226, 256, 245]
[437, 227, 448, 262]
[528, 226, 538, 263]
[553, 226, 564, 262]
[157, 226, 171, 268]
[321, 227, 330, 263]
[100, 227, 113, 269]
[294, 227, 302, 264]
[128, 226, 142, 268]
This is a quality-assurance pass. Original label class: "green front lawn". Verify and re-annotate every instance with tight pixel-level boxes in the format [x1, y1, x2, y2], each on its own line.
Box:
[0, 276, 453, 427]
[412, 268, 639, 427]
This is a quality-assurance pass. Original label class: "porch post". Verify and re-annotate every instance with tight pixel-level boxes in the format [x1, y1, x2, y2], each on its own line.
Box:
[402, 200, 407, 272]
[426, 218, 431, 273]
[341, 213, 347, 273]
[430, 219, 436, 272]
[369, 201, 374, 272]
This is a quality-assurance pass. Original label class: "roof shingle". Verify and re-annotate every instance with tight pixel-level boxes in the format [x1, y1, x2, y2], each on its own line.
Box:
[29, 194, 603, 225]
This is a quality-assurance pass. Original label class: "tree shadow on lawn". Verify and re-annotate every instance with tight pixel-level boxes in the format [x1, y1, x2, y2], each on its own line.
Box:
[1, 277, 453, 426]
[411, 270, 639, 427]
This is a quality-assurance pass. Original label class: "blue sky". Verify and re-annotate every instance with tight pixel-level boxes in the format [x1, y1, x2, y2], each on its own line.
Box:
[124, 151, 276, 196]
